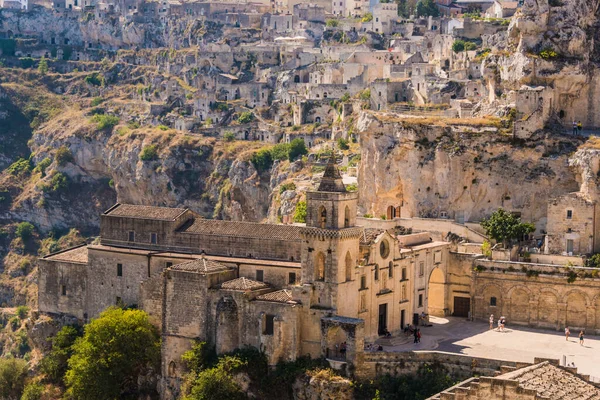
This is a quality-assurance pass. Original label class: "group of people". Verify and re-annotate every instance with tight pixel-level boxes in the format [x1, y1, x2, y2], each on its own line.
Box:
[565, 327, 585, 346]
[489, 314, 507, 332]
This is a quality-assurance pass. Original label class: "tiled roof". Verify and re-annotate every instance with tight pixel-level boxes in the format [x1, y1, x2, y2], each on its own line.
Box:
[46, 245, 88, 263]
[497, 362, 600, 399]
[180, 218, 302, 241]
[221, 277, 269, 291]
[104, 203, 188, 221]
[360, 228, 384, 245]
[255, 289, 296, 303]
[170, 257, 231, 274]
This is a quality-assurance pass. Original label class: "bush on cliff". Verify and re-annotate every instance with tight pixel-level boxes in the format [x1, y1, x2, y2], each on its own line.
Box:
[64, 307, 160, 400]
[40, 325, 82, 385]
[0, 358, 28, 400]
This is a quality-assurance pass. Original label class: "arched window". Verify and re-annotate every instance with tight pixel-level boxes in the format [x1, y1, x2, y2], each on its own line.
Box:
[168, 361, 177, 376]
[316, 252, 325, 281]
[345, 251, 352, 282]
[344, 206, 350, 228]
[319, 206, 327, 229]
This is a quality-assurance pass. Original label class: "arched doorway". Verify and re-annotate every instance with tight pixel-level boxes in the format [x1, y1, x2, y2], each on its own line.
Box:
[386, 206, 397, 220]
[215, 296, 239, 354]
[537, 291, 558, 329]
[325, 326, 348, 360]
[428, 267, 446, 316]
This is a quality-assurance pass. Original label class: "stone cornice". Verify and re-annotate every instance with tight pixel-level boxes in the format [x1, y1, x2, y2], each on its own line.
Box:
[300, 227, 363, 240]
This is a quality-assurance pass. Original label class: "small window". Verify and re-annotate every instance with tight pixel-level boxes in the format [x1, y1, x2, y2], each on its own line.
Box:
[166, 262, 173, 268]
[567, 210, 573, 219]
[360, 275, 367, 289]
[434, 251, 442, 264]
[401, 268, 407, 281]
[388, 261, 393, 278]
[419, 261, 424, 277]
[289, 272, 296, 285]
[128, 231, 135, 242]
[490, 297, 497, 307]
[264, 314, 275, 335]
[117, 263, 123, 277]
[61, 285, 67, 296]
[418, 294, 423, 307]
[256, 270, 264, 282]
[116, 296, 122, 305]
[151, 233, 157, 244]
[374, 264, 379, 281]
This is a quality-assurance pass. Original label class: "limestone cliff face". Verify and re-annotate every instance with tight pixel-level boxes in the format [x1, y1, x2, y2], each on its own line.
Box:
[355, 111, 579, 226]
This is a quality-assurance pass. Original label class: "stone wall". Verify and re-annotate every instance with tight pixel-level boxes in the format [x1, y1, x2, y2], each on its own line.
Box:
[38, 256, 87, 319]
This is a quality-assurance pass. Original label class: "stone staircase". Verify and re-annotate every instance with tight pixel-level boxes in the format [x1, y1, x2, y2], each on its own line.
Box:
[375, 335, 411, 346]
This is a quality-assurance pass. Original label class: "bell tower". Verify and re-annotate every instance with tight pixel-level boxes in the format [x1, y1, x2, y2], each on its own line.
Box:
[300, 155, 361, 311]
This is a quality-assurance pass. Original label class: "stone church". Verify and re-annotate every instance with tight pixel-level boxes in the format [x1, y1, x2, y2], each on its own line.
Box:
[38, 157, 450, 397]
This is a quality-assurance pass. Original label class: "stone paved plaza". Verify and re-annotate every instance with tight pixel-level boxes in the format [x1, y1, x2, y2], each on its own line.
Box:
[380, 316, 600, 379]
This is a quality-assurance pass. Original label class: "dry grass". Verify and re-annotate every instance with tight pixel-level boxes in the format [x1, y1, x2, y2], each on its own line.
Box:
[370, 111, 502, 129]
[580, 135, 600, 149]
[306, 368, 347, 382]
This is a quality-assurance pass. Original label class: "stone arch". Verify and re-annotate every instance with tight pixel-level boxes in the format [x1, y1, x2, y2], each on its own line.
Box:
[168, 361, 177, 377]
[315, 252, 325, 281]
[387, 205, 396, 219]
[294, 75, 300, 83]
[215, 296, 239, 354]
[537, 290, 559, 329]
[509, 287, 530, 324]
[324, 325, 348, 360]
[345, 251, 352, 282]
[318, 205, 327, 229]
[594, 295, 600, 329]
[428, 267, 446, 316]
[566, 290, 588, 329]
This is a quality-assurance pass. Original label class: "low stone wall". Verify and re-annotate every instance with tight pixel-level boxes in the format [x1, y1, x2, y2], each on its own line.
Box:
[357, 351, 529, 379]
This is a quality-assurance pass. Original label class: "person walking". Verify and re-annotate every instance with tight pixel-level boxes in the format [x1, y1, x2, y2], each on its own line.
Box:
[565, 326, 570, 341]
[497, 317, 502, 331]
[489, 314, 494, 330]
[573, 120, 578, 135]
[413, 328, 419, 344]
[579, 330, 584, 346]
[577, 120, 583, 135]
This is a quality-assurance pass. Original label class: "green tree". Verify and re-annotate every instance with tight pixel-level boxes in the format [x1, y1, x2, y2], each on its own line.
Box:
[0, 358, 28, 400]
[288, 138, 307, 161]
[293, 201, 307, 223]
[38, 57, 49, 76]
[452, 40, 465, 52]
[64, 307, 160, 400]
[20, 382, 44, 400]
[139, 145, 159, 161]
[55, 145, 74, 166]
[15, 222, 35, 241]
[237, 111, 254, 124]
[181, 341, 217, 375]
[416, 0, 439, 16]
[480, 208, 535, 248]
[40, 325, 82, 385]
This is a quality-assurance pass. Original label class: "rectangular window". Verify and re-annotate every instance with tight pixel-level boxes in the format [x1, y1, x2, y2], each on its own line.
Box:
[360, 292, 366, 311]
[388, 263, 393, 278]
[151, 233, 157, 244]
[117, 263, 123, 277]
[419, 261, 424, 277]
[166, 262, 173, 268]
[61, 285, 67, 296]
[256, 270, 264, 282]
[567, 210, 573, 219]
[288, 272, 296, 285]
[264, 314, 275, 335]
[418, 294, 423, 307]
[490, 297, 497, 307]
[116, 296, 122, 305]
[434, 251, 442, 264]
[360, 275, 366, 289]
[401, 268, 407, 281]
[128, 231, 135, 242]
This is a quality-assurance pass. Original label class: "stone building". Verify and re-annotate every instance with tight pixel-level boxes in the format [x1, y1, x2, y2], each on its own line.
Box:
[39, 156, 453, 398]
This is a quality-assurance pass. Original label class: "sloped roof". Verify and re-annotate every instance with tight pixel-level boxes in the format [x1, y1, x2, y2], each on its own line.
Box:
[317, 154, 347, 193]
[180, 218, 302, 241]
[221, 277, 269, 291]
[103, 203, 188, 221]
[45, 245, 88, 264]
[360, 228, 384, 245]
[170, 257, 231, 274]
[497, 362, 600, 399]
[255, 289, 296, 303]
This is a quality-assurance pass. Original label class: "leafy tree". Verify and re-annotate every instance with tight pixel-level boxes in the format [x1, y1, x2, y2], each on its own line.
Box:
[40, 325, 82, 385]
[416, 0, 439, 16]
[0, 358, 28, 400]
[480, 208, 535, 247]
[15, 222, 35, 241]
[237, 111, 254, 124]
[293, 201, 307, 223]
[452, 39, 465, 52]
[181, 341, 217, 375]
[49, 172, 68, 192]
[585, 253, 600, 268]
[38, 57, 49, 76]
[271, 143, 290, 161]
[64, 307, 160, 400]
[464, 42, 477, 51]
[20, 382, 44, 400]
[251, 148, 273, 172]
[288, 138, 307, 161]
[184, 362, 245, 400]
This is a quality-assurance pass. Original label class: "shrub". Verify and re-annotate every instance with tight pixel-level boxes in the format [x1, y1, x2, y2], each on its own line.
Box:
[157, 125, 169, 131]
[237, 111, 254, 124]
[15, 222, 34, 240]
[359, 89, 371, 100]
[91, 114, 119, 131]
[288, 138, 308, 161]
[223, 131, 235, 142]
[325, 19, 339, 28]
[181, 341, 217, 375]
[16, 305, 29, 320]
[38, 56, 49, 75]
[34, 157, 52, 176]
[84, 72, 103, 86]
[271, 143, 290, 161]
[40, 325, 82, 385]
[538, 47, 558, 60]
[361, 12, 373, 22]
[337, 138, 349, 150]
[452, 40, 465, 52]
[20, 57, 35, 69]
[464, 42, 477, 51]
[139, 145, 159, 161]
[340, 93, 350, 103]
[251, 148, 273, 172]
[7, 158, 32, 176]
[50, 172, 68, 192]
[346, 183, 358, 192]
[0, 358, 28, 400]
[293, 201, 307, 223]
[55, 146, 74, 166]
[20, 382, 44, 400]
[90, 97, 104, 107]
[279, 182, 296, 194]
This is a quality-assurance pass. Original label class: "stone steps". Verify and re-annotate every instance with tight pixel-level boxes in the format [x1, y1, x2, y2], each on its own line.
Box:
[375, 335, 411, 346]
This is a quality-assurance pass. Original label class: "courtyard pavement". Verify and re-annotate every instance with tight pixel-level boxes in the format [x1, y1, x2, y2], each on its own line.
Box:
[378, 316, 600, 379]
